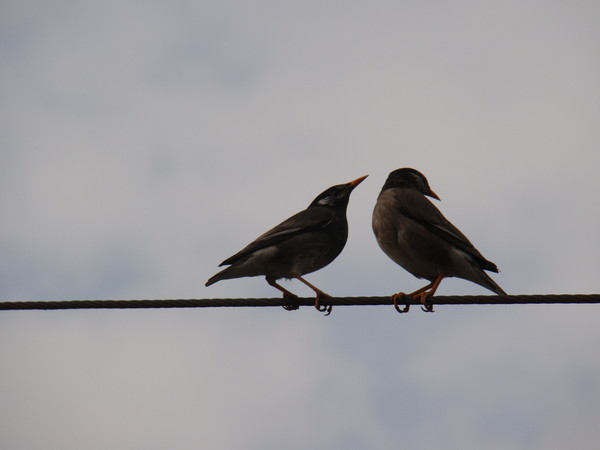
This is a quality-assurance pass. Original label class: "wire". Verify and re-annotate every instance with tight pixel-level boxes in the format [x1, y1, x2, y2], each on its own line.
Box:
[0, 294, 598, 311]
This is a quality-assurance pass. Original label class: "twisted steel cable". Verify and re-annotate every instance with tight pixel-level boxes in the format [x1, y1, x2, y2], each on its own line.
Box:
[0, 294, 598, 311]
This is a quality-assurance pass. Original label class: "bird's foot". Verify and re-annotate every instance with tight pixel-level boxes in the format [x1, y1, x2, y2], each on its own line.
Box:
[416, 292, 435, 313]
[294, 276, 333, 316]
[391, 293, 410, 314]
[315, 292, 333, 316]
[281, 293, 299, 311]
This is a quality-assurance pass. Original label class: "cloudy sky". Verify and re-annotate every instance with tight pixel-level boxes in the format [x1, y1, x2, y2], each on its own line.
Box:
[1, 1, 599, 449]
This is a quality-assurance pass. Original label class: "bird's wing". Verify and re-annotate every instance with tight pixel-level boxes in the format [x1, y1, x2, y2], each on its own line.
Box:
[219, 207, 335, 266]
[394, 190, 499, 272]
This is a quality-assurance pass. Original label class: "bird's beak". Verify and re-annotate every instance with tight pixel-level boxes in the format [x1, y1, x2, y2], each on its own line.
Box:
[427, 189, 440, 200]
[348, 175, 368, 188]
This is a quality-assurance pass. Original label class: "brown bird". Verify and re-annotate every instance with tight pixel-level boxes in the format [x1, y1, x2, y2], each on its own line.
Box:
[372, 168, 505, 313]
[206, 175, 368, 314]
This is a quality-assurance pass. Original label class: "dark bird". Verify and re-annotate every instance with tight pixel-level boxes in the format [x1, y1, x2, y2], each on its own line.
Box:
[206, 175, 368, 314]
[372, 168, 505, 313]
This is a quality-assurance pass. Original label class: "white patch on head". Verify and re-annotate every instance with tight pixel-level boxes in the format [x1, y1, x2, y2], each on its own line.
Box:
[317, 196, 334, 206]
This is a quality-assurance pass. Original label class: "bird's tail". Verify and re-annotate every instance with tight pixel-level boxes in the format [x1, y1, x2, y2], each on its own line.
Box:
[205, 266, 234, 287]
[476, 271, 507, 296]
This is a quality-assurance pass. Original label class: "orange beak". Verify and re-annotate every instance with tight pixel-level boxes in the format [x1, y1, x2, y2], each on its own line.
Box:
[348, 175, 368, 187]
[427, 189, 440, 200]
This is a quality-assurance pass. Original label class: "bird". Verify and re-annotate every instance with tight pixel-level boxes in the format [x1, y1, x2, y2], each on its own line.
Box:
[206, 175, 368, 315]
[372, 168, 506, 313]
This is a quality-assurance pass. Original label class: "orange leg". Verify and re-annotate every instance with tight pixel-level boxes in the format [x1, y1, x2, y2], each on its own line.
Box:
[266, 276, 299, 311]
[415, 275, 444, 312]
[391, 281, 434, 313]
[391, 293, 410, 313]
[391, 276, 445, 314]
[295, 276, 333, 316]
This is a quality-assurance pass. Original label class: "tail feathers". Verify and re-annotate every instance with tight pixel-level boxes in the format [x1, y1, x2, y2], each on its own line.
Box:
[476, 271, 506, 296]
[205, 266, 234, 287]
[205, 260, 264, 287]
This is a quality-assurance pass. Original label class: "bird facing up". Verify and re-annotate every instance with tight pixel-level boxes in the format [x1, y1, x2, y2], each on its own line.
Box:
[206, 175, 368, 314]
[372, 168, 505, 313]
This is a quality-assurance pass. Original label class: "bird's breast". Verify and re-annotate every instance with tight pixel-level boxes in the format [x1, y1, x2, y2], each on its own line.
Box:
[372, 190, 449, 279]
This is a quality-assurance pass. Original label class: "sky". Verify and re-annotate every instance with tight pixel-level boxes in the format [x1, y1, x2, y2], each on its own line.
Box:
[1, 1, 599, 449]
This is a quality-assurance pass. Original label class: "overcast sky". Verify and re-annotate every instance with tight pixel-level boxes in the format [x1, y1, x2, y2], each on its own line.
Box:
[1, 1, 599, 449]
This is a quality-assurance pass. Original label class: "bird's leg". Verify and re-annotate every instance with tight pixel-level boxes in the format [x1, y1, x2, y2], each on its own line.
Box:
[414, 275, 444, 313]
[295, 276, 333, 316]
[266, 276, 299, 311]
[391, 292, 410, 313]
[392, 283, 433, 313]
[391, 282, 433, 314]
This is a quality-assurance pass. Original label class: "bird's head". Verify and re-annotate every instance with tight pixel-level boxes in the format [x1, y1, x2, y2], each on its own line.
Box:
[308, 175, 368, 209]
[381, 168, 440, 200]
